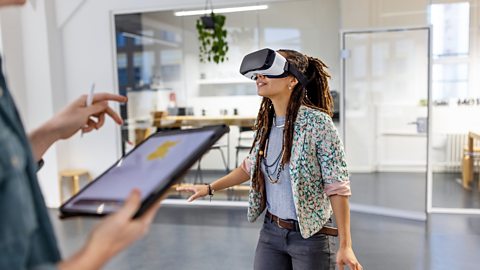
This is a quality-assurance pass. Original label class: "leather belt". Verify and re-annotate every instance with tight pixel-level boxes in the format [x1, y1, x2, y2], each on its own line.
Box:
[266, 211, 338, 237]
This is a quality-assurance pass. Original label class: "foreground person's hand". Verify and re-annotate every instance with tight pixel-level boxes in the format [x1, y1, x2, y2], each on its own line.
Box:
[58, 189, 161, 270]
[29, 93, 127, 161]
[49, 93, 127, 140]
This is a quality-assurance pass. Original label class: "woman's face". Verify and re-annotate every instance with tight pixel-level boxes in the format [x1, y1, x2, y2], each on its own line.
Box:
[255, 74, 293, 100]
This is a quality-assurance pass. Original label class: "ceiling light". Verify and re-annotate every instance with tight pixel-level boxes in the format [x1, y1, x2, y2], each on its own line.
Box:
[174, 5, 268, 16]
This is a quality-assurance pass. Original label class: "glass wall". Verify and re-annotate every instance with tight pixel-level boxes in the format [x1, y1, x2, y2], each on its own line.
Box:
[342, 28, 430, 219]
[110, 0, 480, 212]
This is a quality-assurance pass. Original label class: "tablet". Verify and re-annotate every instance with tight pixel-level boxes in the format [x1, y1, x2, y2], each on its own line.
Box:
[59, 125, 230, 218]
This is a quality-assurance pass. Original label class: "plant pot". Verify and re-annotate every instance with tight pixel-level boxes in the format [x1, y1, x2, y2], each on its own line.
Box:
[196, 12, 228, 64]
[201, 15, 215, 29]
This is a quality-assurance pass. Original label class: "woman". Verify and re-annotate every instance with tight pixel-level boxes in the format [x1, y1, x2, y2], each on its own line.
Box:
[177, 49, 362, 270]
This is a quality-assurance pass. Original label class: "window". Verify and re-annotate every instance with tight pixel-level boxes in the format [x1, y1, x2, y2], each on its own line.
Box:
[429, 2, 470, 100]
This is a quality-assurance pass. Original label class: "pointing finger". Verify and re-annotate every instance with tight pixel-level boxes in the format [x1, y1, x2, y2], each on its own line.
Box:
[92, 93, 127, 104]
[104, 106, 123, 125]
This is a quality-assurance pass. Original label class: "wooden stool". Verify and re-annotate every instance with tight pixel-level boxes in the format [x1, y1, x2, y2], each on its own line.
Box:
[59, 169, 91, 203]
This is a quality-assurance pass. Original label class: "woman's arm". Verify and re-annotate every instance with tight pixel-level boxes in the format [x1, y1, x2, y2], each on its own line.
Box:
[176, 166, 250, 202]
[330, 195, 362, 270]
[210, 166, 251, 191]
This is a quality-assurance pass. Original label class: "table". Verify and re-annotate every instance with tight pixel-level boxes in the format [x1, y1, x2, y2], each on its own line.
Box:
[462, 131, 480, 190]
[153, 115, 256, 129]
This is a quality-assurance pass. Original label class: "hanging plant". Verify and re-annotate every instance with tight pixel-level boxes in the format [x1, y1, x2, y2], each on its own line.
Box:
[196, 12, 229, 64]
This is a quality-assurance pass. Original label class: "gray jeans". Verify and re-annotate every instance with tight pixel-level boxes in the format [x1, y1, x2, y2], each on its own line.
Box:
[254, 217, 336, 270]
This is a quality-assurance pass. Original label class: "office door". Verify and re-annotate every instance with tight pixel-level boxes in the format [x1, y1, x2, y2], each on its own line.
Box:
[341, 28, 431, 220]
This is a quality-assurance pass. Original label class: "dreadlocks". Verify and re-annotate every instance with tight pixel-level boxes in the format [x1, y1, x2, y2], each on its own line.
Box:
[250, 49, 334, 195]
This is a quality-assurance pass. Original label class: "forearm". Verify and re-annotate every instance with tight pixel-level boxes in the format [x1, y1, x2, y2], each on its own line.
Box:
[28, 120, 60, 161]
[329, 195, 352, 248]
[210, 167, 250, 191]
[57, 246, 108, 270]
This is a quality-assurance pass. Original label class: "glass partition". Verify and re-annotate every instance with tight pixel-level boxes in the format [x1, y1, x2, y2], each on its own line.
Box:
[342, 28, 431, 219]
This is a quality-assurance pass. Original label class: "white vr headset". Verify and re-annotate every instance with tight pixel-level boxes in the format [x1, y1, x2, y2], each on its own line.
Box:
[239, 48, 308, 87]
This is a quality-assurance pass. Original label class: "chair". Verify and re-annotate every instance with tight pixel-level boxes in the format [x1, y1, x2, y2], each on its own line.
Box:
[59, 169, 91, 203]
[227, 184, 250, 201]
[462, 146, 480, 190]
[194, 139, 230, 184]
[134, 126, 155, 145]
[235, 126, 253, 168]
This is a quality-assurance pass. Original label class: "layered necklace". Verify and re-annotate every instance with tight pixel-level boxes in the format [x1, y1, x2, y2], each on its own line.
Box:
[262, 117, 285, 184]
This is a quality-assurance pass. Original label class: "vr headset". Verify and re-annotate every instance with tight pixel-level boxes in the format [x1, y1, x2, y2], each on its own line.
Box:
[239, 48, 308, 87]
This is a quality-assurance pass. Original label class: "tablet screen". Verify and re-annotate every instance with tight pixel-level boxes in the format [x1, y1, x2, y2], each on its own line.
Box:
[61, 126, 226, 216]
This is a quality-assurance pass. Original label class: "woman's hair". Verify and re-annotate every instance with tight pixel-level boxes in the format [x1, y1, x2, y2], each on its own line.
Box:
[249, 49, 333, 195]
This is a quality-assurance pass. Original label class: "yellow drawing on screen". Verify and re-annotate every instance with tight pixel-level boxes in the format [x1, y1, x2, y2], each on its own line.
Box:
[147, 140, 179, 161]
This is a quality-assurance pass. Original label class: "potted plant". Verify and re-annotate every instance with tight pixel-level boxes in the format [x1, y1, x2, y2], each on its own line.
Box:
[196, 12, 229, 63]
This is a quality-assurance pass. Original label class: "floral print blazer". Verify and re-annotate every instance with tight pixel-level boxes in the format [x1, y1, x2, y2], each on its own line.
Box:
[242, 106, 351, 238]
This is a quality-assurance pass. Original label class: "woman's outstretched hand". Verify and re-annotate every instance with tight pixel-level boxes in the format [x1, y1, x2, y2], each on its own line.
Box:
[176, 185, 209, 202]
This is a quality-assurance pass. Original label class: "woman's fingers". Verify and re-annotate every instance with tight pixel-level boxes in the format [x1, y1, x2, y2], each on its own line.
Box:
[104, 106, 123, 125]
[116, 189, 142, 220]
[94, 113, 105, 129]
[87, 103, 123, 125]
[91, 93, 127, 104]
[176, 186, 197, 193]
[82, 118, 97, 133]
[176, 186, 204, 202]
[187, 193, 201, 202]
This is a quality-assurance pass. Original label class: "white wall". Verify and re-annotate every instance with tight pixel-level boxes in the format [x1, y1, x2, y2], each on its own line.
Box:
[340, 0, 430, 29]
[0, 7, 27, 117]
[0, 1, 61, 207]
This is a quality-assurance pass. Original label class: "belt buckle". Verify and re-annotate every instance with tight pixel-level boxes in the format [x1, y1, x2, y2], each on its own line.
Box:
[275, 218, 283, 229]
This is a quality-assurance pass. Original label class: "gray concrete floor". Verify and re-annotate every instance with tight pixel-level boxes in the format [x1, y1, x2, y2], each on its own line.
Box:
[350, 172, 480, 211]
[51, 170, 480, 269]
[50, 206, 480, 270]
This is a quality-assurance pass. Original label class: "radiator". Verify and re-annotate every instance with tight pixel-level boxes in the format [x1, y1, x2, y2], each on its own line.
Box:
[445, 133, 480, 172]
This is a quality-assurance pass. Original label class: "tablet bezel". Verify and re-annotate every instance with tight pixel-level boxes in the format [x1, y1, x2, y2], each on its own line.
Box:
[59, 124, 230, 219]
